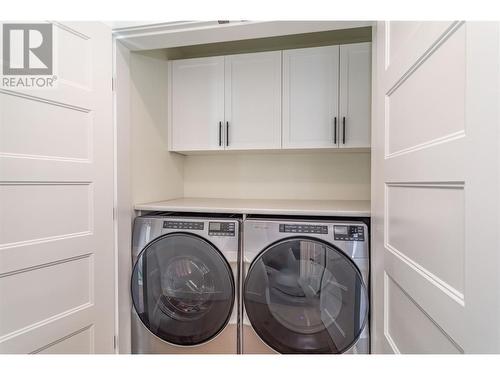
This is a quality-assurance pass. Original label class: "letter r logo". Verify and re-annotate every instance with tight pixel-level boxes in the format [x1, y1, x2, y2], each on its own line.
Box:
[2, 23, 53, 75]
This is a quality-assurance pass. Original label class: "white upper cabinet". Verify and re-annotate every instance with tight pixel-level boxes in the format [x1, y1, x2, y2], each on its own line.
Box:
[169, 42, 371, 152]
[169, 56, 225, 151]
[339, 43, 372, 148]
[282, 45, 340, 149]
[225, 51, 282, 150]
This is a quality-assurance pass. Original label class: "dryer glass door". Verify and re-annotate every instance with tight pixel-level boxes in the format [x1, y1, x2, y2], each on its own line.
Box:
[131, 233, 235, 346]
[244, 237, 368, 353]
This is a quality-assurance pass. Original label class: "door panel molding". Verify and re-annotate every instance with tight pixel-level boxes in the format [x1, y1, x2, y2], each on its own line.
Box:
[383, 272, 464, 354]
[385, 182, 465, 298]
[372, 21, 500, 353]
[0, 22, 115, 354]
[385, 21, 458, 88]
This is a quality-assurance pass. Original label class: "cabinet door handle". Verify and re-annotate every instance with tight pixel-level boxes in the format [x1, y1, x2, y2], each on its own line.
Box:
[219, 121, 222, 147]
[342, 116, 346, 145]
[334, 117, 337, 144]
[226, 121, 229, 147]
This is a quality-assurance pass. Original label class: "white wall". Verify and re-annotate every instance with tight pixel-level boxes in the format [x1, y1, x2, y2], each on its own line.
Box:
[115, 40, 132, 354]
[183, 151, 370, 200]
[130, 50, 184, 204]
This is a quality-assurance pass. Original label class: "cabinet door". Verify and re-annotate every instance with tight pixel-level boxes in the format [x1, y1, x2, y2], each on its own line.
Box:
[339, 43, 371, 148]
[283, 45, 340, 149]
[224, 51, 282, 150]
[169, 56, 224, 151]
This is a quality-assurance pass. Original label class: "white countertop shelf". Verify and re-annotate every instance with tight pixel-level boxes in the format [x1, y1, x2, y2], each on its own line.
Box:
[134, 197, 371, 217]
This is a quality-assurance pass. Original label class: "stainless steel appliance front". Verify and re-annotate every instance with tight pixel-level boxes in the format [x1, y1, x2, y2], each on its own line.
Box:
[131, 214, 239, 354]
[242, 218, 369, 354]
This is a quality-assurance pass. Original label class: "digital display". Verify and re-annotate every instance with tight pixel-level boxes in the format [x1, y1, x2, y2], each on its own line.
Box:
[209, 222, 221, 231]
[334, 225, 365, 241]
[334, 226, 348, 235]
[208, 221, 236, 236]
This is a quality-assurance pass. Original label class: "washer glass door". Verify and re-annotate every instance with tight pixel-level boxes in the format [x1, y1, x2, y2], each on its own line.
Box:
[131, 233, 235, 346]
[244, 237, 368, 353]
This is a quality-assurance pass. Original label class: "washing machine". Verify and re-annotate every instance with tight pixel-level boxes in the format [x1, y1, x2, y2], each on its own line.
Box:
[242, 217, 369, 354]
[131, 213, 240, 354]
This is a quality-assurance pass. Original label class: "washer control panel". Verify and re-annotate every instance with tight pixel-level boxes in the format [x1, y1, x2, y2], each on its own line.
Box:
[163, 221, 204, 230]
[334, 225, 365, 241]
[279, 224, 328, 234]
[209, 221, 236, 237]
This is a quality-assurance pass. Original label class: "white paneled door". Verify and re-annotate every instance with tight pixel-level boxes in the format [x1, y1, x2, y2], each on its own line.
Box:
[372, 22, 500, 353]
[0, 22, 115, 353]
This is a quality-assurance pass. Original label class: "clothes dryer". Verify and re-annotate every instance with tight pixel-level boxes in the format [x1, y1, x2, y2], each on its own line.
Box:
[131, 213, 239, 353]
[242, 217, 369, 354]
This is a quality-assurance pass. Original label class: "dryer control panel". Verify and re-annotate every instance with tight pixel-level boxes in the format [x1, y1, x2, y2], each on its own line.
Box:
[209, 222, 236, 236]
[334, 225, 365, 241]
[163, 221, 204, 230]
[279, 224, 328, 234]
